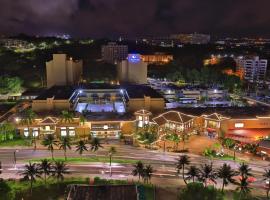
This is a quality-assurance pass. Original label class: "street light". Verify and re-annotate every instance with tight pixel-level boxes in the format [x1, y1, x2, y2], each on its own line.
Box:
[14, 149, 19, 169]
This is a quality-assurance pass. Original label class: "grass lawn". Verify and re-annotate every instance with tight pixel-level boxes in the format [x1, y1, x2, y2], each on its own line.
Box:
[1, 177, 154, 200]
[205, 154, 244, 163]
[0, 138, 32, 147]
[29, 156, 139, 164]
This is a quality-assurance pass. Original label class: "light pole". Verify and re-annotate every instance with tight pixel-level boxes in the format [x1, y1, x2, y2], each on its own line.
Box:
[14, 149, 19, 169]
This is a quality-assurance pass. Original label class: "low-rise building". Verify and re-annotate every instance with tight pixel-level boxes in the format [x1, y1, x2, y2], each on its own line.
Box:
[141, 53, 173, 64]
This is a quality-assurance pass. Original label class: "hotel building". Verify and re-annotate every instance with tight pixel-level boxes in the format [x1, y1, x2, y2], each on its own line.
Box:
[101, 42, 128, 64]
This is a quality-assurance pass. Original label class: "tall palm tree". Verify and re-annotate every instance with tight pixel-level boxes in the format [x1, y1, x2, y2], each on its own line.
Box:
[90, 137, 103, 152]
[132, 161, 144, 181]
[263, 169, 270, 198]
[142, 165, 154, 183]
[199, 163, 217, 187]
[52, 161, 70, 183]
[238, 163, 253, 178]
[42, 135, 58, 160]
[60, 110, 74, 123]
[75, 140, 88, 156]
[186, 165, 199, 183]
[79, 115, 87, 140]
[20, 162, 41, 194]
[21, 109, 37, 150]
[38, 159, 52, 184]
[236, 176, 251, 199]
[108, 146, 116, 177]
[59, 137, 71, 161]
[176, 155, 190, 185]
[217, 163, 237, 192]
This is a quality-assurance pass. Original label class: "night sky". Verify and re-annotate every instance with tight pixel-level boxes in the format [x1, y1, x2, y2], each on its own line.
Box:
[1, 0, 270, 38]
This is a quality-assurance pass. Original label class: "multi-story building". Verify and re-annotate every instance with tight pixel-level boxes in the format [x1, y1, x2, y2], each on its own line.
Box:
[101, 42, 128, 64]
[170, 33, 211, 44]
[46, 54, 83, 88]
[117, 54, 148, 84]
[235, 56, 267, 83]
[141, 53, 173, 64]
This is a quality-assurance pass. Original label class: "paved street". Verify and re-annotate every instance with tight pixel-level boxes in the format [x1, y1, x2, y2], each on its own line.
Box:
[0, 142, 269, 196]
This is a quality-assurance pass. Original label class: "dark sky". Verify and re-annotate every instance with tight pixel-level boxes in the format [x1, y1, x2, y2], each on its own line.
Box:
[1, 0, 270, 38]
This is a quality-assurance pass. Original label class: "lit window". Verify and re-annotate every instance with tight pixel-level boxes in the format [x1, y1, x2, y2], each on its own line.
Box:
[61, 127, 67, 136]
[145, 120, 149, 124]
[69, 127, 75, 136]
[138, 121, 143, 128]
[24, 128, 29, 137]
[138, 116, 143, 120]
[33, 128, 39, 137]
[235, 123, 244, 128]
[45, 126, 50, 131]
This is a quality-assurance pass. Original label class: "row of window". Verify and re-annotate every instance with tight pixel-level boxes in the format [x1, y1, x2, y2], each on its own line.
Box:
[23, 127, 76, 137]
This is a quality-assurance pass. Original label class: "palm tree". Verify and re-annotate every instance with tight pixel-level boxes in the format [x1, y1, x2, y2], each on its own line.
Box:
[186, 165, 199, 183]
[60, 110, 74, 123]
[38, 159, 52, 184]
[52, 161, 70, 183]
[108, 146, 116, 177]
[20, 162, 41, 194]
[176, 155, 190, 184]
[236, 176, 251, 199]
[199, 163, 217, 187]
[217, 163, 237, 192]
[142, 165, 154, 183]
[238, 163, 253, 178]
[42, 135, 58, 160]
[59, 137, 71, 161]
[75, 140, 88, 156]
[79, 115, 87, 140]
[21, 109, 37, 150]
[90, 137, 103, 152]
[132, 161, 144, 181]
[263, 169, 270, 198]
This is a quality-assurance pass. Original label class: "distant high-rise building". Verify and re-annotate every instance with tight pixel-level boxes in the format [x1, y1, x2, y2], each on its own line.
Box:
[170, 33, 211, 44]
[46, 54, 83, 88]
[117, 54, 147, 84]
[235, 56, 267, 83]
[101, 42, 128, 64]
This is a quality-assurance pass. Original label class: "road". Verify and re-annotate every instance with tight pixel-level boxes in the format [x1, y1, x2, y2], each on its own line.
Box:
[0, 142, 269, 192]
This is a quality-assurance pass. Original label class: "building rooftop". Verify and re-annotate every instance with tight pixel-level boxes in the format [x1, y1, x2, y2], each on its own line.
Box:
[35, 86, 75, 100]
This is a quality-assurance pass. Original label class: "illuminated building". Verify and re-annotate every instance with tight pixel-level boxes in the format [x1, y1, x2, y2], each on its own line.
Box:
[141, 53, 173, 64]
[117, 54, 148, 84]
[46, 54, 83, 88]
[235, 56, 267, 83]
[170, 33, 211, 44]
[101, 42, 128, 64]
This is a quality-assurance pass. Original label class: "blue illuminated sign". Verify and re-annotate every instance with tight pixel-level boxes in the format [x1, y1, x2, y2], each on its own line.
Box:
[128, 54, 141, 63]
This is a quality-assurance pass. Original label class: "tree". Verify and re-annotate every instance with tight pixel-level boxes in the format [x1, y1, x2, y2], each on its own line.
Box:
[59, 137, 71, 161]
[236, 176, 251, 199]
[132, 161, 144, 181]
[79, 115, 87, 140]
[60, 110, 74, 123]
[238, 163, 253, 178]
[20, 162, 41, 194]
[0, 122, 15, 141]
[186, 166, 200, 183]
[199, 163, 217, 187]
[21, 109, 37, 150]
[222, 138, 238, 161]
[90, 137, 103, 152]
[0, 76, 22, 94]
[179, 182, 224, 200]
[42, 135, 58, 160]
[52, 161, 70, 183]
[217, 163, 237, 192]
[165, 133, 180, 151]
[75, 140, 88, 156]
[142, 165, 154, 183]
[38, 159, 52, 184]
[108, 146, 116, 177]
[176, 155, 190, 185]
[263, 169, 270, 199]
